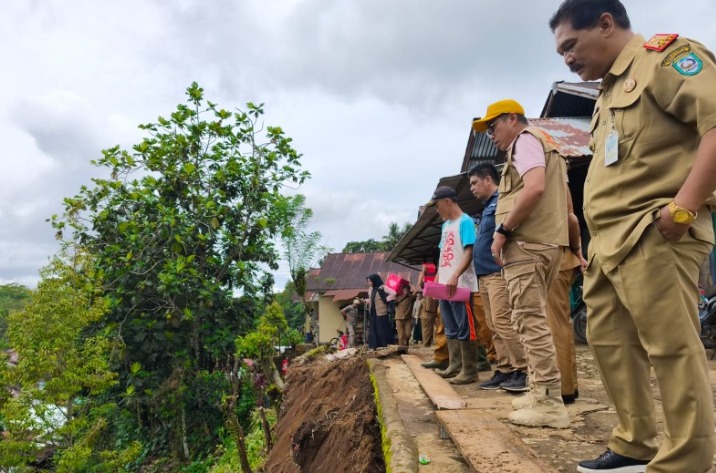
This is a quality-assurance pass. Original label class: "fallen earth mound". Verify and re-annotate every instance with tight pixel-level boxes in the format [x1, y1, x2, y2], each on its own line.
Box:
[262, 350, 386, 473]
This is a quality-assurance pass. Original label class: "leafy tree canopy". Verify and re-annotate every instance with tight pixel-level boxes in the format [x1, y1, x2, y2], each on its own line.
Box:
[49, 82, 310, 461]
[0, 249, 137, 472]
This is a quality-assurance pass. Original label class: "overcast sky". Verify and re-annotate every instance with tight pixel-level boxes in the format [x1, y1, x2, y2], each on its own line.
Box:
[1, 0, 715, 289]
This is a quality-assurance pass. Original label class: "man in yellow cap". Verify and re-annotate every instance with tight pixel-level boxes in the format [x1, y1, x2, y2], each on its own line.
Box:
[549, 0, 716, 471]
[472, 99, 570, 428]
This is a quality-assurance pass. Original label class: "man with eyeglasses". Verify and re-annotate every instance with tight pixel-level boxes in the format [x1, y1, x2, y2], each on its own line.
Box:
[472, 99, 570, 429]
[549, 0, 716, 471]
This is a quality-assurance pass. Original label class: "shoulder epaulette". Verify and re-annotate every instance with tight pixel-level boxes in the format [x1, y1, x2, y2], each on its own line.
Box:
[644, 33, 679, 52]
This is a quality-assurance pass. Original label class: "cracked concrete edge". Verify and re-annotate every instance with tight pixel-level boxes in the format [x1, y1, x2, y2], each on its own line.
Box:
[367, 358, 420, 473]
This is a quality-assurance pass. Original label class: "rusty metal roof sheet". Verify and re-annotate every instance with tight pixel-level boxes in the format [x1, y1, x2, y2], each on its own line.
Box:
[529, 117, 592, 158]
[462, 116, 592, 174]
[306, 252, 421, 301]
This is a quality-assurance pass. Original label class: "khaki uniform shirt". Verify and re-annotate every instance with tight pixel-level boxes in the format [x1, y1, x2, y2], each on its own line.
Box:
[587, 34, 716, 273]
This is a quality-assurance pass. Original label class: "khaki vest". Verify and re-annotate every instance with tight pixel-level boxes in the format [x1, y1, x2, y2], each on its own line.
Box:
[496, 127, 569, 246]
[371, 290, 388, 317]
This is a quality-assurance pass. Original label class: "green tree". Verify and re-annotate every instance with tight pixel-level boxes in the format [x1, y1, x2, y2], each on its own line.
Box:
[382, 222, 412, 250]
[281, 195, 330, 331]
[50, 82, 309, 463]
[341, 238, 383, 253]
[273, 281, 305, 331]
[0, 283, 32, 349]
[341, 221, 412, 253]
[0, 249, 139, 471]
[225, 302, 300, 472]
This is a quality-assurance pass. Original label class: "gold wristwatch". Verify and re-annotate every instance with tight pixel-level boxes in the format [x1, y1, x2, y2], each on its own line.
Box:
[667, 201, 697, 224]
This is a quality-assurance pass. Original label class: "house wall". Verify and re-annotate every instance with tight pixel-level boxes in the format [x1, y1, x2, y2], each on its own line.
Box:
[318, 296, 345, 344]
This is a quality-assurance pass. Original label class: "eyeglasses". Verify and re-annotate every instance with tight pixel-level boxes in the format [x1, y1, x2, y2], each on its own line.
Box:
[486, 115, 508, 136]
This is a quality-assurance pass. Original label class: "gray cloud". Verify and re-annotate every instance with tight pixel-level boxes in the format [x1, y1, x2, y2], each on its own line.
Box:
[1, 0, 715, 288]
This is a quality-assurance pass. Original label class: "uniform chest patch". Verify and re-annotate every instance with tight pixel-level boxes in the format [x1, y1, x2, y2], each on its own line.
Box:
[644, 33, 679, 51]
[673, 52, 703, 75]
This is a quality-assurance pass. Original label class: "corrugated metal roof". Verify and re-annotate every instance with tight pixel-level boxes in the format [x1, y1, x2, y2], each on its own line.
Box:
[323, 289, 364, 300]
[306, 252, 421, 301]
[541, 81, 598, 118]
[529, 117, 592, 158]
[462, 116, 591, 173]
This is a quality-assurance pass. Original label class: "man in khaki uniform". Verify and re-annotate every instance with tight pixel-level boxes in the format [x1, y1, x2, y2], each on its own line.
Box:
[551, 1, 716, 471]
[419, 293, 437, 347]
[473, 99, 570, 428]
[546, 188, 588, 404]
[545, 248, 581, 403]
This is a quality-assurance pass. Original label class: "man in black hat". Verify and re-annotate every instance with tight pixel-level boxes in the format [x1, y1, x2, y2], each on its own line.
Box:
[426, 186, 480, 385]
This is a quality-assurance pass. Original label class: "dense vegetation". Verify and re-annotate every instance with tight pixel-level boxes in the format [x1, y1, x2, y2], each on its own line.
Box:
[0, 83, 310, 472]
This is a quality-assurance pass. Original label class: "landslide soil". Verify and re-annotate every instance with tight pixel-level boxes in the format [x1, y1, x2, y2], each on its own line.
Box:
[262, 351, 385, 473]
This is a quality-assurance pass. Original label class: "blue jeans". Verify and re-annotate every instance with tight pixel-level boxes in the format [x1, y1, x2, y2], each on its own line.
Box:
[438, 298, 476, 341]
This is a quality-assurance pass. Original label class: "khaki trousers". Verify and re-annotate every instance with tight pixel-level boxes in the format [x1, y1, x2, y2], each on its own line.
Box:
[584, 225, 714, 472]
[421, 296, 437, 347]
[502, 241, 562, 385]
[479, 273, 527, 373]
[472, 293, 496, 362]
[396, 318, 413, 348]
[346, 321, 356, 348]
[545, 264, 578, 396]
[433, 306, 448, 363]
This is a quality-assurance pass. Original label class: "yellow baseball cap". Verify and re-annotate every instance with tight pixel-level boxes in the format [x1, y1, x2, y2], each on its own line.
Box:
[472, 99, 525, 132]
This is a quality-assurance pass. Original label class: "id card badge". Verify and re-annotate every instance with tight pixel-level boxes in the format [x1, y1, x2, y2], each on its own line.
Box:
[605, 129, 619, 166]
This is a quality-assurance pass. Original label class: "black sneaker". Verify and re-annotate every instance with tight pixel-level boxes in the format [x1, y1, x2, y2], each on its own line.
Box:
[562, 388, 580, 405]
[577, 449, 649, 472]
[478, 370, 512, 390]
[500, 370, 529, 392]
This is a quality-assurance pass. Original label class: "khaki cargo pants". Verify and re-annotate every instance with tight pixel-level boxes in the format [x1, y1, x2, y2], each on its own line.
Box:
[501, 241, 562, 386]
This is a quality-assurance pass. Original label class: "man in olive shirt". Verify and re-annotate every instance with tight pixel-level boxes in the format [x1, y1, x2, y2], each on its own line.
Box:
[551, 1, 716, 471]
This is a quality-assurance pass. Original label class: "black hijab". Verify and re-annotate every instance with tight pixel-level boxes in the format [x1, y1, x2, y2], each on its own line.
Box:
[367, 273, 384, 316]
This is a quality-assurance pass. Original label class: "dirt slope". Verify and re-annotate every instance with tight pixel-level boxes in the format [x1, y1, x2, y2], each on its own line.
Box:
[262, 351, 385, 473]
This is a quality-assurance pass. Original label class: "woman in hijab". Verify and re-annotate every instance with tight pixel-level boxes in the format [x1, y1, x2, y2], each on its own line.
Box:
[366, 273, 395, 349]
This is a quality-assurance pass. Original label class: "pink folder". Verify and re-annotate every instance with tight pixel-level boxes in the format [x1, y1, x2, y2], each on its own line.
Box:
[422, 281, 471, 302]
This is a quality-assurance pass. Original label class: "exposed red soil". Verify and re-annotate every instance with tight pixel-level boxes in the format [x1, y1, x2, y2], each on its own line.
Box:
[262, 352, 385, 473]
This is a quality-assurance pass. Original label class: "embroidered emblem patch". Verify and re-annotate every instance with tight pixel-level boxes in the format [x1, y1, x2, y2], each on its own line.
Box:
[644, 33, 679, 52]
[661, 45, 691, 66]
[673, 52, 703, 75]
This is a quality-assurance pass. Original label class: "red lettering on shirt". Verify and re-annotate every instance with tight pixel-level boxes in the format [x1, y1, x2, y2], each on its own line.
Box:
[440, 230, 456, 268]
